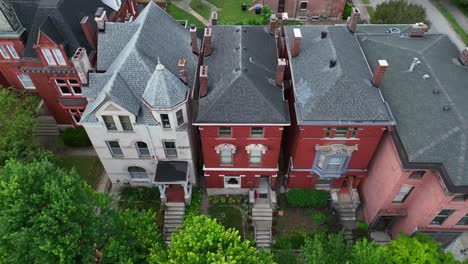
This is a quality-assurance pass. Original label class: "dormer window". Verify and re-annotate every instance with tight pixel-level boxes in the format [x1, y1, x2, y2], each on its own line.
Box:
[0, 44, 19, 59]
[41, 48, 66, 66]
[176, 109, 184, 126]
[102, 115, 117, 130]
[160, 114, 171, 128]
[119, 116, 133, 131]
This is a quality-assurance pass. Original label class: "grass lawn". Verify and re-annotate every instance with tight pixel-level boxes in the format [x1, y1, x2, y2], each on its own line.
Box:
[208, 204, 244, 238]
[166, 3, 205, 28]
[56, 155, 103, 190]
[207, 0, 264, 24]
[431, 0, 468, 45]
[190, 0, 211, 19]
[118, 186, 161, 212]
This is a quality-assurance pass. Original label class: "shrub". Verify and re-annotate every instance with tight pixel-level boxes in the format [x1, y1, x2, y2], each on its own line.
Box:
[371, 0, 430, 26]
[313, 212, 328, 226]
[62, 127, 92, 147]
[186, 187, 202, 217]
[272, 231, 307, 250]
[286, 189, 329, 208]
[357, 220, 369, 232]
[342, 2, 353, 20]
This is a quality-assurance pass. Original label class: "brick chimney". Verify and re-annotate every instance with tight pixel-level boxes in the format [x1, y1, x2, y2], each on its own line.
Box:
[269, 14, 277, 35]
[72, 48, 92, 84]
[291, 28, 302, 57]
[199, 65, 208, 97]
[347, 7, 360, 33]
[80, 16, 97, 49]
[459, 47, 468, 65]
[190, 24, 198, 54]
[178, 59, 188, 84]
[372, 60, 388, 87]
[409, 22, 428, 37]
[276, 58, 287, 86]
[203, 27, 212, 56]
[95, 7, 107, 32]
[211, 12, 217, 26]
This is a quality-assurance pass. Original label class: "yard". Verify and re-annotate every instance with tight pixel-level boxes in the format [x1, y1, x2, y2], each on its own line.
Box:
[208, 204, 246, 239]
[206, 0, 265, 24]
[56, 155, 104, 190]
[190, 0, 211, 19]
[118, 186, 162, 213]
[165, 3, 205, 28]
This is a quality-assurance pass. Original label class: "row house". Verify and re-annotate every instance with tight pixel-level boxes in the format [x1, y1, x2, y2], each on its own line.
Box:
[0, 0, 136, 127]
[355, 22, 468, 247]
[262, 0, 346, 20]
[193, 25, 290, 199]
[278, 21, 394, 209]
[81, 3, 198, 204]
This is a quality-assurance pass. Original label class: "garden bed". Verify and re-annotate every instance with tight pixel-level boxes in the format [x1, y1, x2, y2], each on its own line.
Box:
[118, 186, 162, 213]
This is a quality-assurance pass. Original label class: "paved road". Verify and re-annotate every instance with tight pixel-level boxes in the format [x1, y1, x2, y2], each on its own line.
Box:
[369, 0, 465, 50]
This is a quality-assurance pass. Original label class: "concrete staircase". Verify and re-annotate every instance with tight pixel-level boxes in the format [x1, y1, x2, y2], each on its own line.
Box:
[34, 116, 60, 136]
[252, 205, 273, 249]
[334, 203, 357, 221]
[163, 202, 185, 245]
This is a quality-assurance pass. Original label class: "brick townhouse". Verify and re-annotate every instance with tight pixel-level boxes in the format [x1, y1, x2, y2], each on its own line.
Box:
[261, 0, 346, 20]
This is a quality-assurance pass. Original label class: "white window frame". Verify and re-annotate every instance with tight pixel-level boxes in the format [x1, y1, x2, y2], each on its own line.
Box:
[106, 140, 124, 157]
[6, 44, 19, 59]
[224, 175, 241, 188]
[300, 1, 308, 10]
[17, 73, 35, 90]
[118, 115, 133, 131]
[220, 149, 233, 164]
[250, 127, 264, 138]
[163, 141, 178, 157]
[0, 45, 10, 59]
[392, 184, 414, 203]
[176, 109, 185, 126]
[102, 115, 117, 130]
[52, 48, 66, 65]
[128, 166, 148, 180]
[160, 114, 171, 128]
[69, 109, 84, 124]
[41, 48, 57, 65]
[136, 141, 151, 157]
[249, 149, 262, 165]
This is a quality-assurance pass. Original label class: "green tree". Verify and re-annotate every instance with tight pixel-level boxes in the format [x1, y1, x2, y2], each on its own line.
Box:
[388, 233, 459, 264]
[350, 239, 390, 264]
[371, 0, 430, 26]
[0, 159, 112, 264]
[0, 88, 39, 165]
[101, 209, 166, 264]
[165, 215, 275, 264]
[301, 232, 349, 264]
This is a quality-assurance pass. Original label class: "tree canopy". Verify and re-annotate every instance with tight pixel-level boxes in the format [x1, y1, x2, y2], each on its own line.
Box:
[166, 215, 274, 264]
[371, 0, 430, 26]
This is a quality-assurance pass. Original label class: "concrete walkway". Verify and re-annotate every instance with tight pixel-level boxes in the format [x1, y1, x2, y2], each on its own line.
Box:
[172, 0, 209, 26]
[369, 0, 465, 50]
[441, 0, 468, 31]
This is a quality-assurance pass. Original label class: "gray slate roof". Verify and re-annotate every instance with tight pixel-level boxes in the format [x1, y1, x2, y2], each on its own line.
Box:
[195, 26, 290, 124]
[284, 25, 393, 124]
[357, 25, 468, 187]
[81, 2, 196, 125]
[7, 0, 111, 58]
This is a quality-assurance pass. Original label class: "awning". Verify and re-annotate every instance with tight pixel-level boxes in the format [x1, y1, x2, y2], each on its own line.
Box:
[154, 161, 188, 183]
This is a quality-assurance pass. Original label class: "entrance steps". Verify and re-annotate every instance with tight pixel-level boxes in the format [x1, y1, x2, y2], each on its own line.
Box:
[252, 207, 273, 249]
[163, 202, 185, 245]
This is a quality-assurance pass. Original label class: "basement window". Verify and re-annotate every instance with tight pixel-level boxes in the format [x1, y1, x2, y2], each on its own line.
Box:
[224, 176, 241, 188]
[409, 170, 425, 179]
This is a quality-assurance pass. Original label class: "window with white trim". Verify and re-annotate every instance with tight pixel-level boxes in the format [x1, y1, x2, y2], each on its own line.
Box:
[431, 209, 454, 225]
[334, 127, 348, 137]
[457, 214, 468, 225]
[119, 116, 133, 131]
[102, 115, 117, 130]
[0, 45, 10, 59]
[41, 48, 67, 66]
[219, 127, 232, 138]
[249, 149, 262, 164]
[54, 79, 81, 96]
[224, 176, 241, 188]
[176, 109, 184, 126]
[392, 185, 414, 203]
[316, 154, 346, 173]
[251, 127, 264, 138]
[163, 141, 177, 157]
[313, 144, 357, 177]
[6, 44, 18, 59]
[17, 73, 35, 90]
[220, 149, 233, 164]
[160, 114, 171, 128]
[300, 1, 308, 10]
[128, 166, 148, 180]
[107, 141, 123, 157]
[69, 109, 84, 123]
[136, 141, 150, 157]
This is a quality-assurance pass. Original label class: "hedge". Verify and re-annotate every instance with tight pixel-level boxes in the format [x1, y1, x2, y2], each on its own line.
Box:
[62, 127, 92, 147]
[286, 189, 329, 208]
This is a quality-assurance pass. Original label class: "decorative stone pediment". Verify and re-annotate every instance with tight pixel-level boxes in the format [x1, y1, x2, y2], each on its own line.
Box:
[315, 144, 358, 156]
[215, 143, 237, 154]
[245, 144, 268, 154]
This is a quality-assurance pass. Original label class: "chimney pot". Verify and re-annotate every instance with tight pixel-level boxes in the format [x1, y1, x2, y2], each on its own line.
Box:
[95, 8, 107, 32]
[80, 16, 97, 50]
[409, 22, 428, 37]
[199, 65, 208, 97]
[211, 12, 217, 25]
[347, 7, 360, 33]
[372, 60, 388, 87]
[269, 14, 277, 35]
[459, 47, 468, 65]
[276, 58, 287, 86]
[190, 26, 198, 54]
[291, 28, 302, 57]
[203, 27, 212, 56]
[178, 59, 188, 84]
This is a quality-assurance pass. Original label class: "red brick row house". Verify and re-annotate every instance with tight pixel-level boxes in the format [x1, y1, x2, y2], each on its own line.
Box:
[261, 0, 346, 20]
[0, 0, 137, 126]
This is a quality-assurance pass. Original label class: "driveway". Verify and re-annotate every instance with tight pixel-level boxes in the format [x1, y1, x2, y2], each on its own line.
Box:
[368, 0, 465, 50]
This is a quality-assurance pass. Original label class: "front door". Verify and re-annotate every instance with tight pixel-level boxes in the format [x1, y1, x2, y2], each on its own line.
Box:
[372, 215, 396, 232]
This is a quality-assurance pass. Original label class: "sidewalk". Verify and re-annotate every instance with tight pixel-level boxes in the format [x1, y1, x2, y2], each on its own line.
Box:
[172, 0, 209, 26]
[440, 0, 468, 31]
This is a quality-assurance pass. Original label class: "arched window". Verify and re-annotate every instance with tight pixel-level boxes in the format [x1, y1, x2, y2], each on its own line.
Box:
[136, 141, 150, 157]
[128, 166, 147, 179]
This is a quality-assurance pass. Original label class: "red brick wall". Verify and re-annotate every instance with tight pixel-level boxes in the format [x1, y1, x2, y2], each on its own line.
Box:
[205, 171, 277, 188]
[262, 0, 346, 18]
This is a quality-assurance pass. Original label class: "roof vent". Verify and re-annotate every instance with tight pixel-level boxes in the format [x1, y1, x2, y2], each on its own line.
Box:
[422, 74, 430, 79]
[432, 89, 441, 94]
[443, 105, 451, 111]
[329, 59, 337, 68]
[235, 28, 240, 33]
[321, 31, 327, 39]
[243, 67, 248, 72]
[389, 28, 400, 34]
